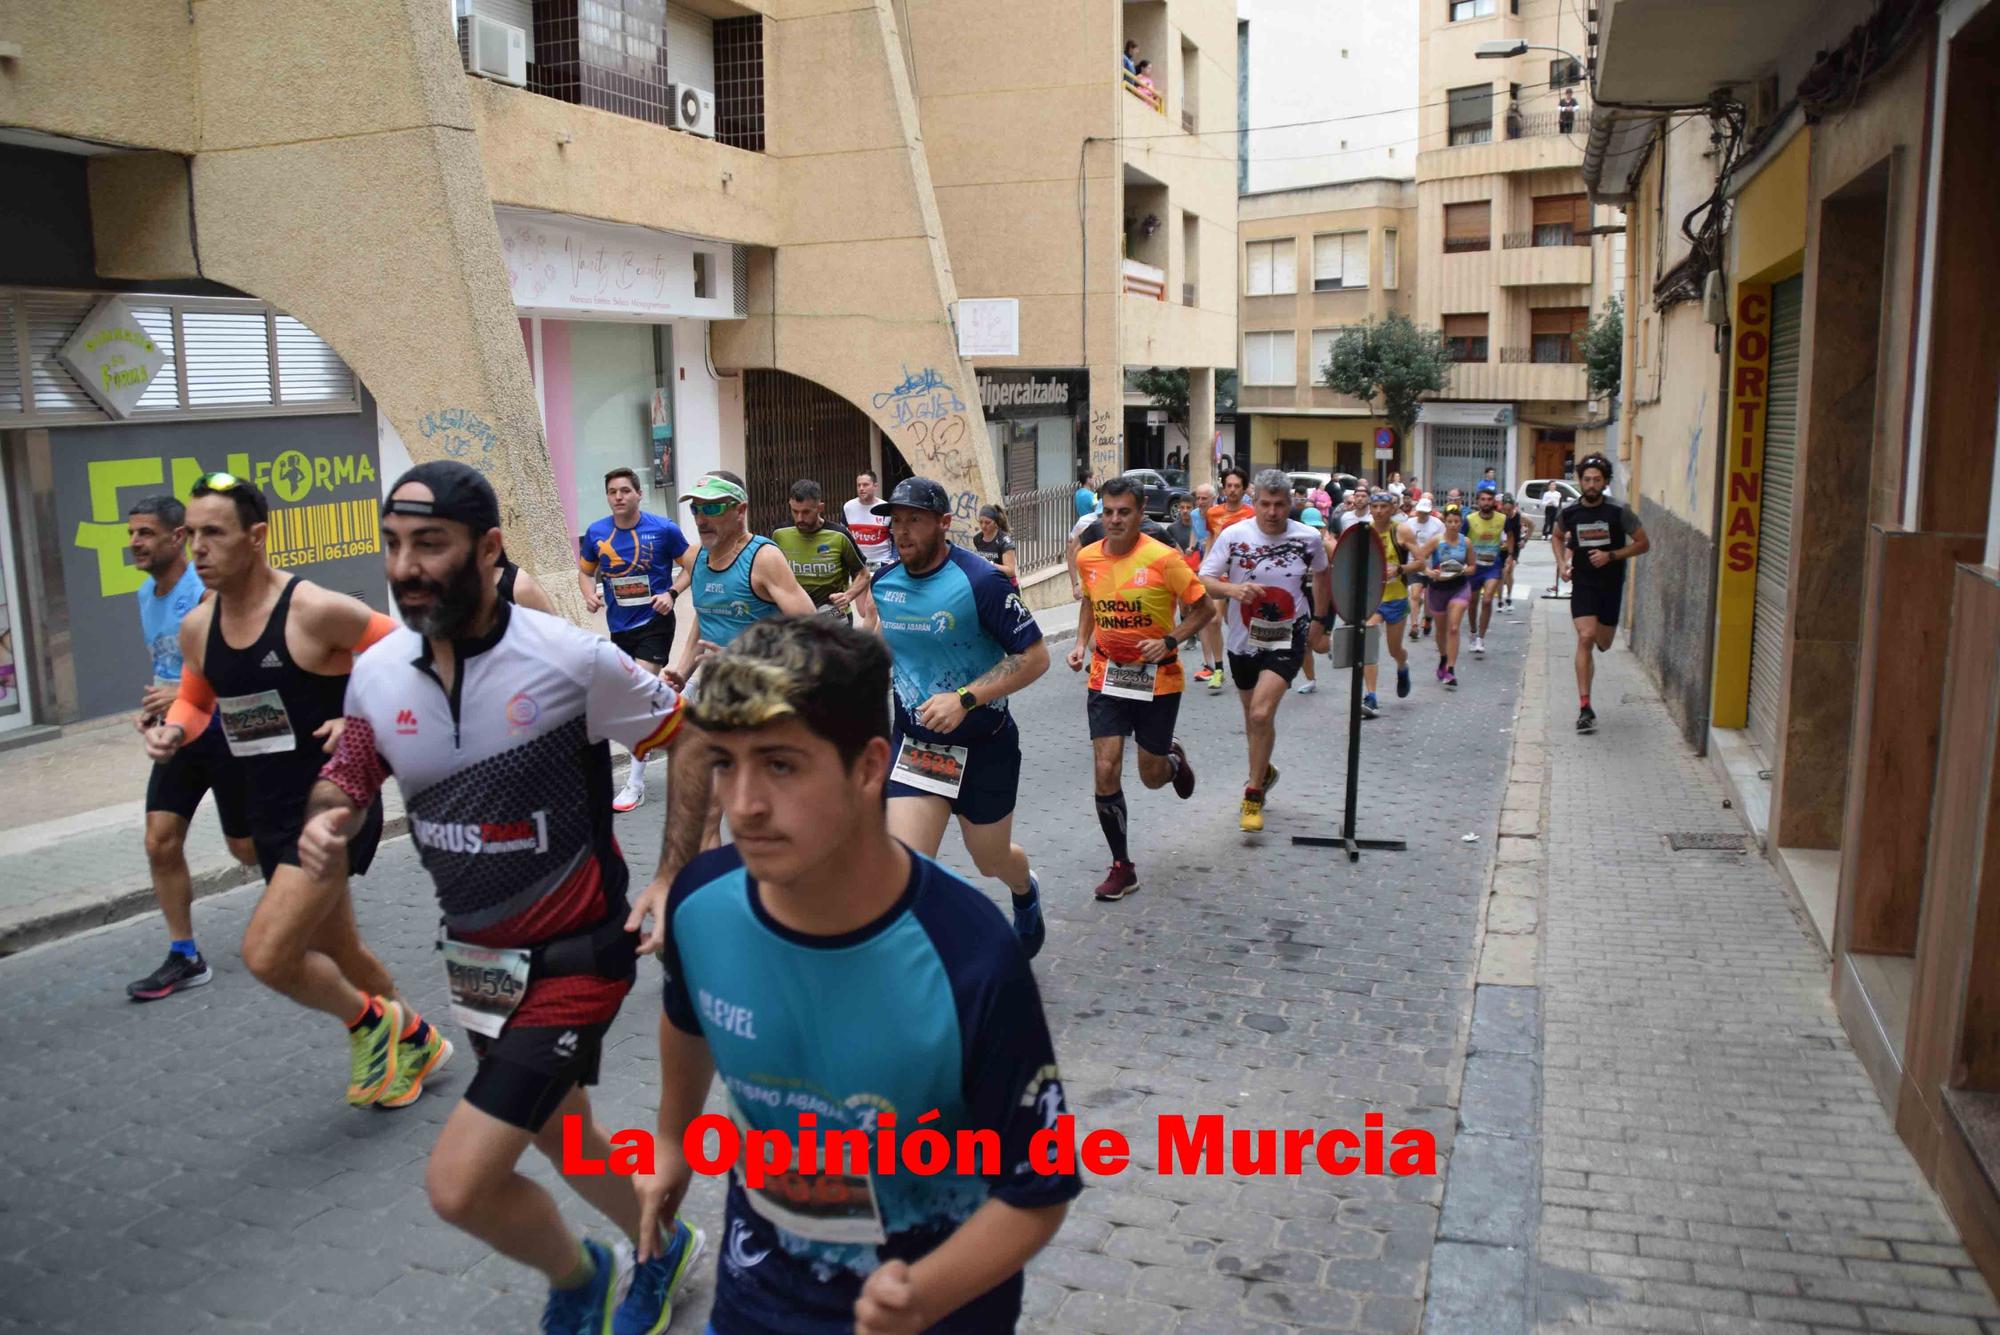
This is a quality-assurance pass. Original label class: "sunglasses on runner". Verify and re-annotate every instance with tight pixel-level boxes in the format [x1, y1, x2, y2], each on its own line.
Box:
[689, 499, 737, 517]
[196, 471, 244, 490]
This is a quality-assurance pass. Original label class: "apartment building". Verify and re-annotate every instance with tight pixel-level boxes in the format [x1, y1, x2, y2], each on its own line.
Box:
[1412, 0, 1614, 498]
[1585, 0, 2000, 1288]
[0, 0, 1235, 735]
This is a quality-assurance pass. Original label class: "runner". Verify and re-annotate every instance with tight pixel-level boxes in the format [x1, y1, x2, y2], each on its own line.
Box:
[1165, 493, 1199, 560]
[1552, 455, 1650, 733]
[1067, 477, 1213, 901]
[844, 470, 895, 627]
[578, 467, 696, 812]
[635, 616, 1080, 1334]
[302, 461, 703, 1335]
[1406, 497, 1443, 642]
[1424, 504, 1473, 688]
[1198, 468, 1254, 693]
[1465, 486, 1510, 657]
[1498, 493, 1524, 612]
[1358, 491, 1419, 719]
[870, 476, 1052, 956]
[124, 494, 257, 1001]
[1293, 506, 1325, 695]
[771, 479, 870, 613]
[1198, 469, 1333, 833]
[972, 504, 1019, 583]
[494, 546, 556, 613]
[143, 473, 429, 1108]
[1336, 484, 1370, 533]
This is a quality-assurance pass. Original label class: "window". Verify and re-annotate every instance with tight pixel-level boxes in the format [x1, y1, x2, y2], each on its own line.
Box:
[1243, 330, 1297, 385]
[1278, 438, 1309, 470]
[1383, 229, 1399, 288]
[1532, 194, 1590, 246]
[1245, 239, 1297, 295]
[1450, 0, 1494, 18]
[1448, 84, 1493, 145]
[693, 252, 713, 298]
[1310, 327, 1351, 382]
[1531, 307, 1588, 363]
[1444, 201, 1492, 253]
[1312, 232, 1369, 290]
[1443, 314, 1489, 364]
[1549, 56, 1582, 88]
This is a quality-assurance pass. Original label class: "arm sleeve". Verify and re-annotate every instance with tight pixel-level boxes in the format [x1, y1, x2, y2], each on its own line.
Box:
[352, 612, 397, 655]
[318, 714, 391, 809]
[588, 636, 686, 756]
[965, 952, 1085, 1209]
[166, 668, 216, 736]
[970, 560, 1043, 654]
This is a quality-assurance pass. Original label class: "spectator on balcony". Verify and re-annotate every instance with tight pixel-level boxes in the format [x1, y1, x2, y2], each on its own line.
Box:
[1505, 101, 1524, 140]
[1135, 60, 1161, 109]
[1123, 39, 1139, 76]
[1558, 89, 1579, 134]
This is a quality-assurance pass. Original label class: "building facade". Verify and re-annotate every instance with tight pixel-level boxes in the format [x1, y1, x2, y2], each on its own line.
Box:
[1586, 0, 2000, 1288]
[1412, 0, 1616, 499]
[1235, 0, 1417, 194]
[0, 0, 1239, 736]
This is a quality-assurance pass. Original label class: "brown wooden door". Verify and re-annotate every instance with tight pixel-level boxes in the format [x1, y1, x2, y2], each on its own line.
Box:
[1534, 430, 1573, 480]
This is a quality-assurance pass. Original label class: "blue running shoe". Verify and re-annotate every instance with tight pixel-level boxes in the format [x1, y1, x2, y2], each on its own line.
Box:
[543, 1238, 617, 1335]
[614, 1219, 705, 1335]
[1013, 872, 1046, 960]
[1396, 664, 1412, 698]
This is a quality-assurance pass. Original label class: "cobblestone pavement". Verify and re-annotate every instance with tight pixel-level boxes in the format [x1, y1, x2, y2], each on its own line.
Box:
[0, 593, 1532, 1333]
[1527, 593, 2000, 1335]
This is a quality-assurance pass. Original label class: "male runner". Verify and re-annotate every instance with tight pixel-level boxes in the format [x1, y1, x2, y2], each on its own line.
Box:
[1406, 497, 1443, 641]
[1198, 469, 1332, 833]
[845, 470, 894, 624]
[143, 473, 432, 1108]
[495, 546, 557, 613]
[872, 477, 1052, 957]
[1498, 493, 1524, 612]
[1067, 477, 1212, 901]
[124, 494, 257, 1000]
[303, 461, 702, 1335]
[1465, 486, 1511, 657]
[636, 616, 1080, 1334]
[771, 479, 870, 614]
[1358, 492, 1419, 719]
[1337, 485, 1370, 533]
[1552, 454, 1649, 733]
[578, 467, 695, 812]
[1197, 468, 1254, 692]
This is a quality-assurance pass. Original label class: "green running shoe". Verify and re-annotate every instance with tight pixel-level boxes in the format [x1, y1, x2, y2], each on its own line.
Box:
[346, 997, 403, 1107]
[379, 1019, 452, 1110]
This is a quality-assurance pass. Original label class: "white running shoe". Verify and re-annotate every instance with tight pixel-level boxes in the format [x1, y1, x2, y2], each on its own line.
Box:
[1472, 635, 1486, 656]
[1294, 679, 1318, 695]
[612, 772, 647, 812]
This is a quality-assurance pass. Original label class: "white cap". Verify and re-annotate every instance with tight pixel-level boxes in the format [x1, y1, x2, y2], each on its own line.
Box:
[1415, 497, 1434, 514]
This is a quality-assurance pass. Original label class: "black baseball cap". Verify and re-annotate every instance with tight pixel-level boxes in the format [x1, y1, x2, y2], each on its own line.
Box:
[871, 477, 952, 516]
[386, 461, 502, 535]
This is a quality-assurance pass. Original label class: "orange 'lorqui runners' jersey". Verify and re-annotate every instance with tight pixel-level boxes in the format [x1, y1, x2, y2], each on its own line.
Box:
[1076, 534, 1206, 695]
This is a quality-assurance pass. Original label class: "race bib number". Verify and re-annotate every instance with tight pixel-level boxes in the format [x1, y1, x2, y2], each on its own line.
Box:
[1248, 616, 1297, 650]
[610, 573, 655, 607]
[1100, 657, 1158, 700]
[216, 690, 296, 756]
[1575, 521, 1612, 549]
[1472, 541, 1502, 563]
[892, 737, 969, 798]
[442, 937, 531, 1039]
[730, 1097, 887, 1245]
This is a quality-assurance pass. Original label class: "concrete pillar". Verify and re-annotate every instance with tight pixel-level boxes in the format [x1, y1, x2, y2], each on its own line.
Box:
[1187, 367, 1216, 489]
[1086, 365, 1125, 488]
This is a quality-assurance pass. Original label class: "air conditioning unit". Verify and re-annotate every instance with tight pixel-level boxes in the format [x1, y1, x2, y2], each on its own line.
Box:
[671, 84, 716, 138]
[463, 15, 528, 87]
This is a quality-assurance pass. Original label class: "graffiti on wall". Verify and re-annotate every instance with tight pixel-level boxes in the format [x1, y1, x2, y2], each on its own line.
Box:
[1089, 409, 1122, 485]
[872, 366, 966, 431]
[874, 367, 989, 505]
[417, 407, 500, 474]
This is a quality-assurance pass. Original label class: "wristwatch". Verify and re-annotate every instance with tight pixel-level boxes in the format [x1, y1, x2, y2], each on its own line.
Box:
[1162, 634, 1179, 652]
[957, 687, 979, 712]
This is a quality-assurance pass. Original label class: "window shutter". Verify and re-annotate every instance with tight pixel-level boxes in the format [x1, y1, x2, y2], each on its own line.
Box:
[0, 298, 19, 417]
[1313, 235, 1342, 286]
[1248, 243, 1273, 295]
[181, 309, 274, 407]
[1530, 308, 1586, 336]
[1444, 201, 1491, 245]
[1271, 240, 1296, 294]
[1343, 232, 1368, 286]
[1443, 314, 1487, 339]
[1383, 230, 1399, 288]
[1447, 84, 1492, 134]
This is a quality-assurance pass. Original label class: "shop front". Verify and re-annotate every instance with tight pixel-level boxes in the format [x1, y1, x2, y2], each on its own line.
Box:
[978, 368, 1086, 494]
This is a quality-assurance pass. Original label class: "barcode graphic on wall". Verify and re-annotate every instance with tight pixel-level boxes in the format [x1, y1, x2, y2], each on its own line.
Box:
[268, 498, 382, 569]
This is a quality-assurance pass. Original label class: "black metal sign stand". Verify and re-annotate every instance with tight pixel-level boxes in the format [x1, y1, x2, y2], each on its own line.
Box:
[1293, 525, 1408, 863]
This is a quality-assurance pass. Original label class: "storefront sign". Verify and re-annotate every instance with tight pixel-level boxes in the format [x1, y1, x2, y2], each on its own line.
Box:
[52, 413, 386, 720]
[1712, 283, 1771, 730]
[957, 299, 1019, 357]
[497, 207, 736, 320]
[976, 369, 1086, 420]
[56, 297, 166, 419]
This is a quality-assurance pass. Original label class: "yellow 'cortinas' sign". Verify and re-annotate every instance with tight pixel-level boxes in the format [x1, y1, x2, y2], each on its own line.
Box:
[1712, 283, 1771, 730]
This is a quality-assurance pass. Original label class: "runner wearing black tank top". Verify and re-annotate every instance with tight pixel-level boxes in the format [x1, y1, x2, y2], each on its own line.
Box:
[145, 473, 447, 1111]
[493, 548, 555, 613]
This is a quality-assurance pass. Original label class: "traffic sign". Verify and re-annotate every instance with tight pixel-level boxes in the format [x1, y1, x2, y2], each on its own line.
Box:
[1328, 522, 1385, 625]
[1374, 427, 1395, 448]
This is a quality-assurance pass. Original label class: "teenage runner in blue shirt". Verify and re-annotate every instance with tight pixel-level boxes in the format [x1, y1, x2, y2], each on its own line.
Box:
[637, 616, 1080, 1335]
[578, 466, 696, 812]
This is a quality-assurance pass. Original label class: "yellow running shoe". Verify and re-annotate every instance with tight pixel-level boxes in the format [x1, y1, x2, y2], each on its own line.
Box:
[345, 997, 403, 1107]
[378, 1018, 453, 1110]
[1240, 792, 1265, 833]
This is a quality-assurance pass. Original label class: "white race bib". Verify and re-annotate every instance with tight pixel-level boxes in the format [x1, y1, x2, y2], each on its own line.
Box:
[442, 937, 531, 1039]
[729, 1094, 888, 1245]
[216, 690, 297, 756]
[1248, 616, 1297, 650]
[1575, 521, 1612, 549]
[1099, 657, 1158, 700]
[892, 737, 969, 798]
[609, 573, 655, 607]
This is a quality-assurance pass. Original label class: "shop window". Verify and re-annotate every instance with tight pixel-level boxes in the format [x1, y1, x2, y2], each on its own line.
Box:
[1444, 313, 1489, 364]
[1444, 201, 1492, 254]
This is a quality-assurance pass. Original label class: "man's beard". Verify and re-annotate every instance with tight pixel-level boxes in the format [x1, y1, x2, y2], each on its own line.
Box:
[394, 552, 485, 639]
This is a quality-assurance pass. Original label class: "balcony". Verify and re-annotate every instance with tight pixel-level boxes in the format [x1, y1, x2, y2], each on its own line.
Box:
[1494, 237, 1593, 287]
[1597, 0, 1823, 104]
[1123, 72, 1165, 115]
[1499, 346, 1584, 364]
[1123, 258, 1166, 301]
[1448, 359, 1589, 402]
[1503, 106, 1587, 140]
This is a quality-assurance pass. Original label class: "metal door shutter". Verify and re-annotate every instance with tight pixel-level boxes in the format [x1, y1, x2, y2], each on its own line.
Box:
[1746, 274, 1802, 761]
[1429, 424, 1505, 500]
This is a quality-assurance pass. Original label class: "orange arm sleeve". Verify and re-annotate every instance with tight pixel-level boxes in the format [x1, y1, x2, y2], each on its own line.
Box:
[352, 612, 397, 655]
[166, 668, 216, 737]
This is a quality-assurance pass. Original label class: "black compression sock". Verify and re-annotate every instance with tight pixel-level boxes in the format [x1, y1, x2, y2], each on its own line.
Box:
[1095, 790, 1130, 865]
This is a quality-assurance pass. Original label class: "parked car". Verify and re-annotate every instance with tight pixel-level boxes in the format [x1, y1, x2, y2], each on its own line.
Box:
[1121, 467, 1193, 519]
[1159, 467, 1189, 491]
[1287, 471, 1363, 502]
[1520, 478, 1582, 535]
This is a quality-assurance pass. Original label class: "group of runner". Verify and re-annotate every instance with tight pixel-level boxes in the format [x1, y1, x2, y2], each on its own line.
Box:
[109, 439, 1642, 1332]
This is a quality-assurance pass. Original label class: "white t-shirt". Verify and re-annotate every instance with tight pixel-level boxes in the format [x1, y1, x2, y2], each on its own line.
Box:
[1198, 517, 1330, 656]
[1336, 509, 1368, 533]
[1408, 516, 1445, 564]
[844, 498, 893, 568]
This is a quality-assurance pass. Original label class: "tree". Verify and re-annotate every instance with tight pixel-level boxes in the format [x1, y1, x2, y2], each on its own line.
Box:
[1580, 295, 1624, 400]
[1129, 367, 1240, 430]
[1320, 312, 1453, 449]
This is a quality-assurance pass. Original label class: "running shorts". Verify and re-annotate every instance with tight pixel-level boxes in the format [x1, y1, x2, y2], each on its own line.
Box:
[886, 715, 1022, 826]
[610, 612, 676, 667]
[1570, 581, 1625, 628]
[1085, 688, 1182, 756]
[1426, 579, 1473, 616]
[1376, 597, 1409, 626]
[146, 724, 253, 839]
[1472, 560, 1505, 589]
[254, 794, 385, 882]
[1227, 627, 1306, 691]
[466, 1019, 615, 1132]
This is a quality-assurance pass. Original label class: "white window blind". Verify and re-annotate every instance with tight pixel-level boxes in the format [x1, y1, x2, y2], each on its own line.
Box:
[1245, 239, 1296, 296]
[1312, 232, 1369, 290]
[667, 2, 716, 91]
[181, 309, 273, 407]
[1243, 330, 1296, 386]
[1310, 328, 1349, 382]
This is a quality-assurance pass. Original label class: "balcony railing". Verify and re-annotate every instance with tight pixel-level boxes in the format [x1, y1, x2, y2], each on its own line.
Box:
[1443, 236, 1492, 254]
[1003, 483, 1076, 578]
[1500, 346, 1585, 364]
[1122, 73, 1164, 113]
[1502, 229, 1590, 249]
[1123, 258, 1167, 300]
[1504, 107, 1586, 139]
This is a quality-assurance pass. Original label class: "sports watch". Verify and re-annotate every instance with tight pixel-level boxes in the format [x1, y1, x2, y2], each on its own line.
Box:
[956, 687, 979, 712]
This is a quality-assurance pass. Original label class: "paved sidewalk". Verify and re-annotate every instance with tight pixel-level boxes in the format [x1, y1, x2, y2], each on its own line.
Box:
[1521, 592, 2000, 1333]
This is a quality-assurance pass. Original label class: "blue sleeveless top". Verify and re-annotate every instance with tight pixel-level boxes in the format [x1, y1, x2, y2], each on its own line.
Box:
[692, 535, 780, 647]
[1431, 534, 1470, 575]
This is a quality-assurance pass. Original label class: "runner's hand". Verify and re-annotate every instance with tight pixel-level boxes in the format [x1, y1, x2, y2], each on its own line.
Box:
[1137, 637, 1174, 664]
[143, 723, 186, 763]
[855, 1260, 927, 1335]
[632, 1162, 691, 1263]
[314, 718, 346, 755]
[583, 587, 605, 614]
[830, 591, 853, 612]
[298, 807, 355, 882]
[1587, 549, 1611, 568]
[1066, 644, 1088, 672]
[916, 691, 967, 734]
[1558, 562, 1572, 582]
[626, 876, 670, 955]
[1308, 625, 1331, 656]
[659, 666, 687, 692]
[1226, 582, 1266, 604]
[141, 683, 177, 720]
[651, 591, 676, 616]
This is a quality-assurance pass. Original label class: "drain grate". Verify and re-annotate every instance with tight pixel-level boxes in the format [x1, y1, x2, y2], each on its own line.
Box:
[1666, 831, 1748, 852]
